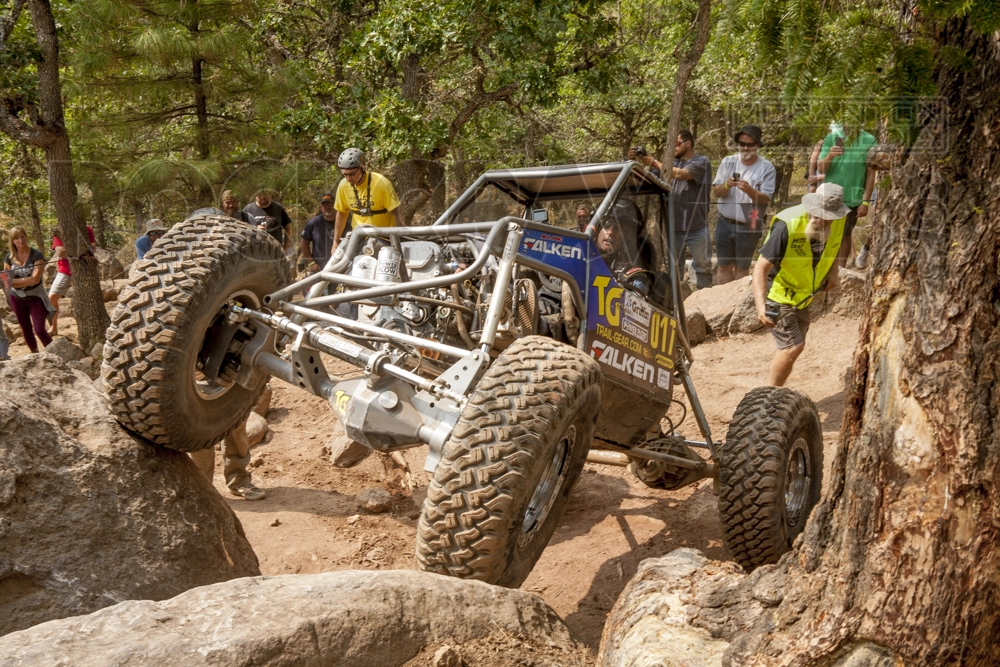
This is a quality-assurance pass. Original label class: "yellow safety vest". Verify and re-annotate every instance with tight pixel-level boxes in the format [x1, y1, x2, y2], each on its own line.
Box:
[765, 205, 845, 309]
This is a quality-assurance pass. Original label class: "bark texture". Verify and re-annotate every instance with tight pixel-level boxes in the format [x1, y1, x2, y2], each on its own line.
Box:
[0, 0, 111, 350]
[721, 20, 1000, 666]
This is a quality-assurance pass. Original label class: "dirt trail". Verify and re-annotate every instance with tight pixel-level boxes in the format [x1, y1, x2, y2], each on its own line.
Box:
[207, 313, 860, 648]
[5, 303, 858, 649]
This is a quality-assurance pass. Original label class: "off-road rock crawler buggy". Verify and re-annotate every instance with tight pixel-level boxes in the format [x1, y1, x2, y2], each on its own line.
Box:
[103, 162, 822, 587]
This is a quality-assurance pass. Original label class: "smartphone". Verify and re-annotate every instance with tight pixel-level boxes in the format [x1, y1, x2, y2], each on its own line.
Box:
[835, 136, 844, 148]
[732, 172, 741, 181]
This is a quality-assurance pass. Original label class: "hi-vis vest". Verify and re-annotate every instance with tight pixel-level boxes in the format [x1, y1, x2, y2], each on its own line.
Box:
[765, 205, 845, 309]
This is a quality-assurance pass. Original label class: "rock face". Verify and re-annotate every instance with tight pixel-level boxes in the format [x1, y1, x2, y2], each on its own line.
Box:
[44, 337, 86, 362]
[94, 247, 125, 282]
[357, 487, 393, 513]
[685, 307, 708, 346]
[0, 355, 259, 636]
[0, 570, 584, 666]
[728, 291, 765, 335]
[683, 277, 752, 335]
[245, 411, 269, 446]
[599, 549, 743, 667]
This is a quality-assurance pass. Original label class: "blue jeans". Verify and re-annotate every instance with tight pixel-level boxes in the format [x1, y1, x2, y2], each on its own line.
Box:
[715, 217, 762, 271]
[674, 227, 713, 290]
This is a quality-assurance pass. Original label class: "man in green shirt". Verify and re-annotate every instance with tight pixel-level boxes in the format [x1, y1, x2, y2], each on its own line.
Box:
[816, 125, 876, 267]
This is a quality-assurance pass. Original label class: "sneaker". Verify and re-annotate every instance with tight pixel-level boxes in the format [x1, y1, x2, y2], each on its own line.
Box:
[231, 483, 266, 501]
[855, 245, 870, 270]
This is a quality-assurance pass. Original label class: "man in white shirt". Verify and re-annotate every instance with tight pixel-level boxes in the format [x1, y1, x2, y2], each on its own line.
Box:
[712, 125, 777, 284]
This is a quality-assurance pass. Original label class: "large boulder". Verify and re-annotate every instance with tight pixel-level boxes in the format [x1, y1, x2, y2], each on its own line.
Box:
[0, 570, 585, 666]
[0, 355, 259, 636]
[685, 307, 708, 346]
[44, 337, 86, 362]
[728, 290, 765, 335]
[683, 277, 752, 336]
[599, 549, 744, 667]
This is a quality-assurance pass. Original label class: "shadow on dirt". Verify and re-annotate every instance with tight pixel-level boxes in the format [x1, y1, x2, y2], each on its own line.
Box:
[815, 390, 846, 434]
[547, 469, 730, 647]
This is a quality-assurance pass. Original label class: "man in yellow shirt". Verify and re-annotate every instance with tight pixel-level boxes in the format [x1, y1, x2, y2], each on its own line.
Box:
[333, 148, 402, 250]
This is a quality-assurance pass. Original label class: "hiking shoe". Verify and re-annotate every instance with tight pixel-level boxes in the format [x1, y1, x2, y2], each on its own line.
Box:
[232, 483, 266, 501]
[855, 245, 869, 270]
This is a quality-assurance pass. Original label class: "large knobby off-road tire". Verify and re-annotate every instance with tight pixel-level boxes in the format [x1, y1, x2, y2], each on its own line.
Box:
[102, 215, 290, 452]
[416, 336, 601, 588]
[717, 386, 823, 569]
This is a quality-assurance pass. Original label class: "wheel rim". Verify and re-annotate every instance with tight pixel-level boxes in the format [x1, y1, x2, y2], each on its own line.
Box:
[784, 437, 812, 528]
[520, 425, 574, 544]
[194, 289, 260, 401]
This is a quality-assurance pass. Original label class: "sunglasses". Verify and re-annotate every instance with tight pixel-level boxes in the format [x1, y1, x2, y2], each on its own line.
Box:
[738, 141, 758, 148]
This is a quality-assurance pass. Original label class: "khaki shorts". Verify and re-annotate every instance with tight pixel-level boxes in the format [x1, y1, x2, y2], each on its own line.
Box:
[49, 272, 72, 297]
[768, 300, 810, 350]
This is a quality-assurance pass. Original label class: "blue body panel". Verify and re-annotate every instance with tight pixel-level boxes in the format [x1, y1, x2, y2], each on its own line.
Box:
[518, 226, 678, 402]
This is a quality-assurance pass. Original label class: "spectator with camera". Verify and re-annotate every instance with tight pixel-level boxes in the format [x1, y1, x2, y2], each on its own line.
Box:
[712, 124, 776, 284]
[332, 148, 401, 250]
[632, 130, 713, 290]
[816, 122, 876, 268]
[753, 182, 848, 386]
[244, 189, 293, 251]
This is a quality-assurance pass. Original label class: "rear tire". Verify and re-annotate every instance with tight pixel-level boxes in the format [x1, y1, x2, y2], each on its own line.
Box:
[717, 386, 823, 569]
[416, 336, 601, 587]
[101, 215, 290, 452]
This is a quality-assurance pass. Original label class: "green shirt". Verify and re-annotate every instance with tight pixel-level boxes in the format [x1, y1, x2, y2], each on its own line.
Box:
[819, 130, 876, 207]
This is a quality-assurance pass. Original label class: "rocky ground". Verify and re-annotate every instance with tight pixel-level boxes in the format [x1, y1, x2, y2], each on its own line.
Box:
[1, 274, 861, 663]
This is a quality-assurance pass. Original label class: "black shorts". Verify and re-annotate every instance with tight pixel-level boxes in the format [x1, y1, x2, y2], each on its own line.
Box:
[767, 300, 810, 350]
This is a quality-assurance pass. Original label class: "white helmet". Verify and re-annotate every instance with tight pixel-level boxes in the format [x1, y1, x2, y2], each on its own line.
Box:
[337, 148, 364, 169]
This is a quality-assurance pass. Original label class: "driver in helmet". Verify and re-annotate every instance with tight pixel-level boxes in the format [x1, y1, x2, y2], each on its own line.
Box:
[332, 148, 402, 251]
[594, 199, 654, 297]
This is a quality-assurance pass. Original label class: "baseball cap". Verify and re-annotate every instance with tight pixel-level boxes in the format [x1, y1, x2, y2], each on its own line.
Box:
[320, 193, 335, 204]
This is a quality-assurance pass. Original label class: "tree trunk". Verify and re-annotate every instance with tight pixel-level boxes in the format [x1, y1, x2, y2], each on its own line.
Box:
[27, 0, 110, 350]
[27, 190, 45, 251]
[132, 198, 145, 232]
[718, 19, 1000, 665]
[649, 0, 713, 272]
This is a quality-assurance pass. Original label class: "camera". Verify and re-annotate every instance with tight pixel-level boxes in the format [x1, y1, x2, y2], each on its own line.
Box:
[765, 302, 780, 322]
[632, 146, 647, 158]
[732, 172, 741, 182]
[834, 135, 844, 148]
[357, 207, 372, 216]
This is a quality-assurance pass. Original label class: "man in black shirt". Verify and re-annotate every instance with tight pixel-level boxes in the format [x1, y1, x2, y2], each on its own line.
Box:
[752, 182, 848, 386]
[244, 189, 292, 250]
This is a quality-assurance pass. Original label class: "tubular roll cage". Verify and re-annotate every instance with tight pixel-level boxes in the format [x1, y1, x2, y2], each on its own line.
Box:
[232, 161, 716, 468]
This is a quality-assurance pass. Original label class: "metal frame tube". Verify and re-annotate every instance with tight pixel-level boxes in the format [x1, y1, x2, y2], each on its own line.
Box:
[297, 218, 516, 309]
[280, 302, 469, 359]
[584, 162, 637, 236]
[478, 224, 523, 350]
[266, 221, 508, 305]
